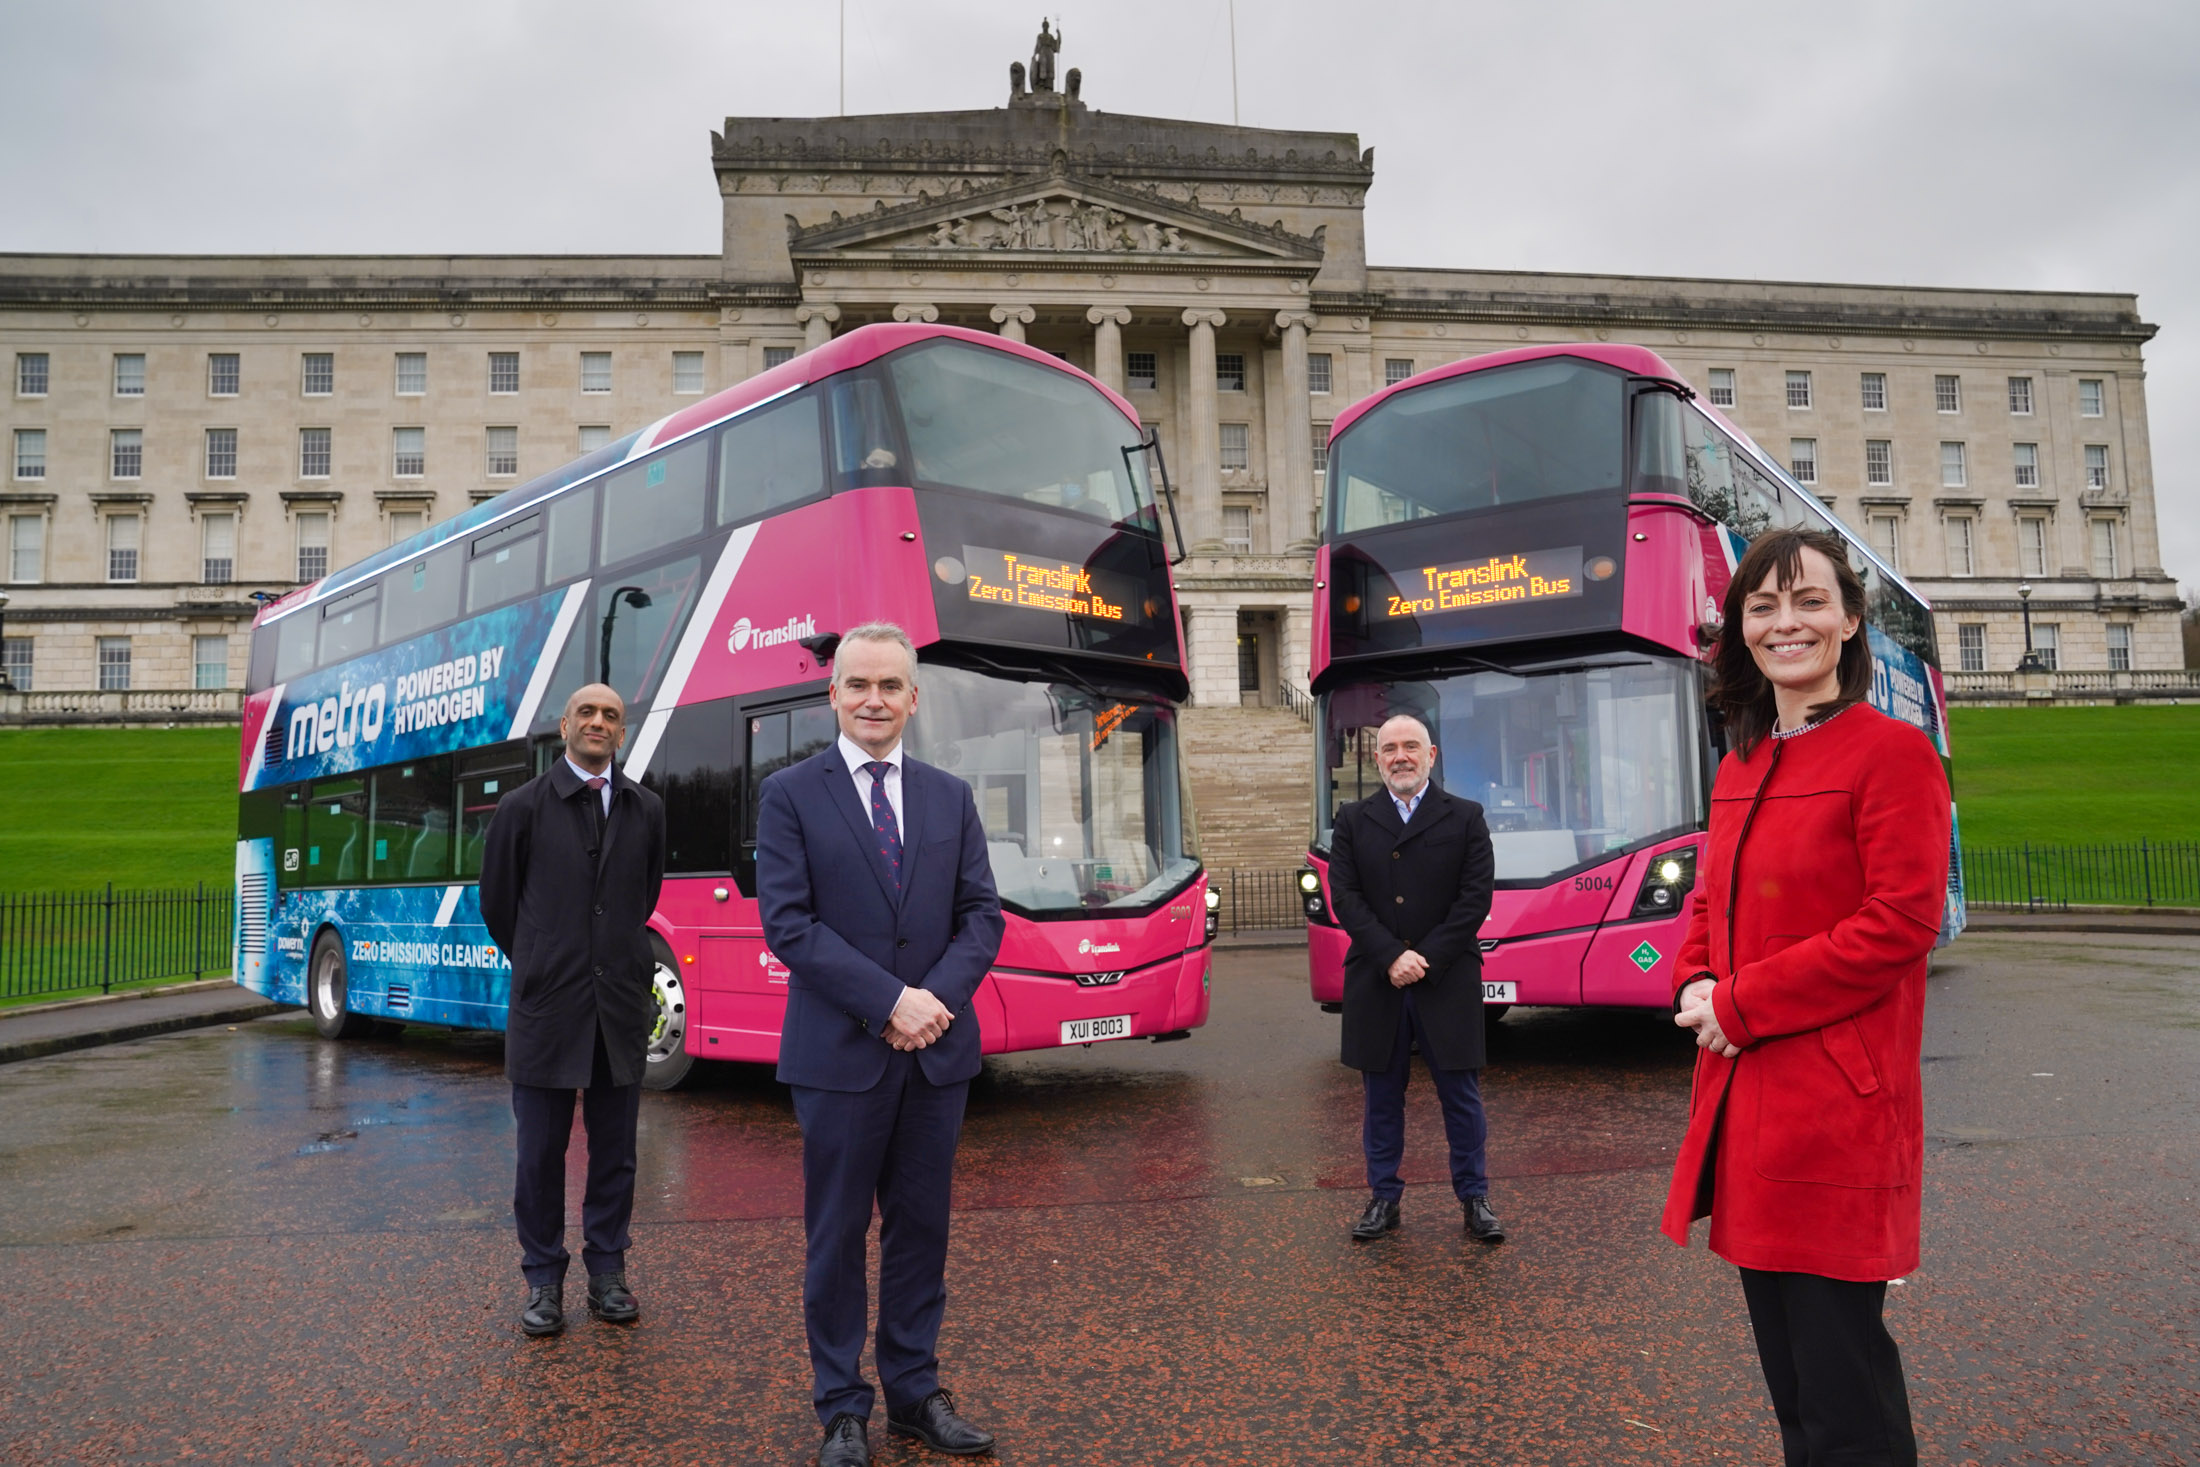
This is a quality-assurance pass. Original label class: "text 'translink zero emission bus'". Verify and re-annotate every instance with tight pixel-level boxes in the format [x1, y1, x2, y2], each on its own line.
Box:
[1297, 344, 1964, 1018]
[233, 323, 1216, 1087]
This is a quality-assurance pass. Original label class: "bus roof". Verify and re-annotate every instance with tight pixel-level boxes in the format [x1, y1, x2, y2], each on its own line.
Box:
[256, 322, 1142, 630]
[1326, 342, 1689, 443]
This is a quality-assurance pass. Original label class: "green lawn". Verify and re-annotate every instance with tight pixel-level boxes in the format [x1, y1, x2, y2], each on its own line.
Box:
[0, 727, 241, 892]
[1947, 704, 2200, 848]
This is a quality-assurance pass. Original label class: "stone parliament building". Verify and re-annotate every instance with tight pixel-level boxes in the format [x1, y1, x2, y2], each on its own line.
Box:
[0, 38, 2186, 762]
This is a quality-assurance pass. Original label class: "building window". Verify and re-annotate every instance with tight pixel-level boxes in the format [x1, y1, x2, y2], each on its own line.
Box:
[1, 636, 30, 690]
[387, 508, 425, 544]
[2013, 442, 2039, 489]
[763, 347, 796, 371]
[7, 513, 44, 583]
[97, 637, 132, 692]
[1864, 439, 1892, 486]
[1222, 505, 1252, 552]
[488, 352, 519, 394]
[1308, 352, 1332, 395]
[2091, 518, 2120, 578]
[1126, 351, 1158, 391]
[193, 635, 229, 691]
[1944, 514, 1976, 577]
[2007, 376, 2033, 415]
[2078, 378, 2103, 416]
[2107, 623, 2132, 672]
[203, 427, 237, 479]
[207, 353, 239, 396]
[298, 427, 331, 478]
[1957, 623, 1986, 673]
[111, 428, 143, 479]
[114, 354, 145, 397]
[485, 426, 519, 477]
[395, 352, 427, 396]
[302, 353, 334, 396]
[201, 511, 236, 584]
[106, 513, 141, 583]
[1216, 352, 1246, 392]
[1707, 368, 1735, 407]
[1384, 358, 1414, 387]
[2033, 623, 2059, 671]
[1311, 422, 1330, 477]
[1219, 422, 1250, 471]
[672, 351, 706, 394]
[14, 428, 46, 480]
[1787, 439, 1817, 483]
[1939, 441, 1966, 488]
[2017, 515, 2048, 578]
[579, 425, 611, 453]
[2084, 444, 2110, 491]
[15, 353, 48, 397]
[581, 352, 613, 394]
[390, 426, 425, 478]
[1785, 371, 1812, 409]
[1867, 512, 1901, 571]
[1934, 374, 1960, 413]
[295, 510, 330, 582]
[1860, 372, 1886, 412]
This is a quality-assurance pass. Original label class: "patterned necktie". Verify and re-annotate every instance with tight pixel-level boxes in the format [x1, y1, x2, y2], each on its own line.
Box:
[863, 761, 902, 889]
[584, 775, 607, 843]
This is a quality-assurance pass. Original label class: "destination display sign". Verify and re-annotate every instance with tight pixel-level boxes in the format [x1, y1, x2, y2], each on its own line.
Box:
[1381, 546, 1585, 618]
[943, 545, 1148, 626]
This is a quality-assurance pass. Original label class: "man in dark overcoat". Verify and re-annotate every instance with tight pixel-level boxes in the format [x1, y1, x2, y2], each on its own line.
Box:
[1327, 711, 1504, 1244]
[480, 682, 666, 1336]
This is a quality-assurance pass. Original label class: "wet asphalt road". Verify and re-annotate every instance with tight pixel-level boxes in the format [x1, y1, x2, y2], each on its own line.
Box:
[0, 934, 2195, 1466]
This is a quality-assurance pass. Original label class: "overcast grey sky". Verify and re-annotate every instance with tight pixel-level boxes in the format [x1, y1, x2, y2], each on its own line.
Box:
[5, 0, 2194, 593]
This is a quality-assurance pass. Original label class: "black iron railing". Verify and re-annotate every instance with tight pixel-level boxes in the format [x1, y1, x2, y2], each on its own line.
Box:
[1278, 682, 1315, 726]
[1216, 868, 1307, 933]
[1961, 842, 2200, 911]
[0, 883, 235, 1002]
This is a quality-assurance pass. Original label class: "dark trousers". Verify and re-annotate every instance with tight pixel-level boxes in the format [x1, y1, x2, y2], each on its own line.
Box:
[791, 1048, 969, 1426]
[1362, 986, 1488, 1202]
[510, 1028, 642, 1288]
[1739, 1267, 1917, 1467]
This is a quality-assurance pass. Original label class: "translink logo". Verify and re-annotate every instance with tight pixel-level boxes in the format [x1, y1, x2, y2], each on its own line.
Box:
[728, 613, 817, 653]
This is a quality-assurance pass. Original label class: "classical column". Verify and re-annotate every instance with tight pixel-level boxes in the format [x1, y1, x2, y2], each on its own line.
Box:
[1275, 311, 1319, 550]
[1087, 306, 1132, 395]
[1182, 308, 1228, 551]
[892, 303, 940, 324]
[794, 303, 840, 349]
[989, 304, 1035, 342]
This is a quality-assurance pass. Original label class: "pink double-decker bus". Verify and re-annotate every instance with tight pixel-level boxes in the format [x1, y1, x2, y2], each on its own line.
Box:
[232, 324, 1213, 1087]
[1298, 344, 1963, 1018]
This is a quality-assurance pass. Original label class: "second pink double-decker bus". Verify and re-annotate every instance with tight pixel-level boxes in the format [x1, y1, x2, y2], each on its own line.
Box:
[232, 324, 1214, 1087]
[1297, 344, 1963, 1018]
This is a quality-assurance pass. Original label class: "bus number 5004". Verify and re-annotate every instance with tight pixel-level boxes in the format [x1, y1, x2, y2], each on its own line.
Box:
[1573, 875, 1614, 893]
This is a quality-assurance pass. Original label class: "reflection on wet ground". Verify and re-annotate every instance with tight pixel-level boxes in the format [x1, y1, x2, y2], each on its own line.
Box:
[0, 937, 2194, 1464]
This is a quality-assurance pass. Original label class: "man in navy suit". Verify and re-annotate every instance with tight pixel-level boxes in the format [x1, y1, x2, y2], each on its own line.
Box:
[757, 622, 1005, 1467]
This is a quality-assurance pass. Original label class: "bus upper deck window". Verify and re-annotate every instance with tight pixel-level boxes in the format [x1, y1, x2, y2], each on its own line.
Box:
[380, 547, 460, 645]
[466, 513, 543, 614]
[319, 584, 381, 666]
[598, 439, 707, 569]
[829, 373, 901, 488]
[718, 391, 826, 524]
[1632, 390, 1686, 497]
[545, 487, 594, 584]
[273, 607, 317, 682]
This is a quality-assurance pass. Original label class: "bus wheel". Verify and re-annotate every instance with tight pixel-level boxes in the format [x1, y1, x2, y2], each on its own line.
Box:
[308, 931, 373, 1040]
[642, 944, 694, 1092]
[1484, 1004, 1511, 1024]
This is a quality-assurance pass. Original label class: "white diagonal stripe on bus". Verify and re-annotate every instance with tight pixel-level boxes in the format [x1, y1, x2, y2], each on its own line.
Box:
[433, 886, 463, 928]
[508, 580, 593, 743]
[242, 683, 284, 791]
[623, 520, 761, 780]
[629, 412, 676, 458]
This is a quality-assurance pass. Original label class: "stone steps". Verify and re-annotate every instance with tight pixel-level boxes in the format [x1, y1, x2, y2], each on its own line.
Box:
[1180, 705, 1316, 874]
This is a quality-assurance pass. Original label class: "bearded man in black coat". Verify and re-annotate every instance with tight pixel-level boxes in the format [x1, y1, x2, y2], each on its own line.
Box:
[1327, 712, 1503, 1245]
[480, 682, 666, 1336]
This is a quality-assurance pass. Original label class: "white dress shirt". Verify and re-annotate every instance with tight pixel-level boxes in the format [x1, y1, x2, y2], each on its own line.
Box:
[839, 733, 904, 831]
[565, 754, 614, 814]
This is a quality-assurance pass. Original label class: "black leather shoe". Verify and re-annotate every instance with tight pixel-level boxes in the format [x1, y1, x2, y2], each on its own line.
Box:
[520, 1283, 564, 1336]
[818, 1413, 871, 1467]
[1465, 1195, 1507, 1243]
[888, 1389, 995, 1455]
[1350, 1195, 1401, 1241]
[586, 1271, 638, 1324]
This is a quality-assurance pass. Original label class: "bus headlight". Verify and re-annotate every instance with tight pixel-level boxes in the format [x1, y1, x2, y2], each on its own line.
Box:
[1297, 867, 1334, 925]
[1204, 884, 1220, 941]
[1298, 871, 1321, 893]
[1632, 847, 1698, 919]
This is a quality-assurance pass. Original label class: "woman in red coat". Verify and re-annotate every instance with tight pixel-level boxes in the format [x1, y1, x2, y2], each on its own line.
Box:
[1663, 527, 1952, 1467]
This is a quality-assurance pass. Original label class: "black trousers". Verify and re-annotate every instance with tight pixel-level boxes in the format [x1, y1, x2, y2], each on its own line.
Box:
[510, 1027, 642, 1288]
[1739, 1267, 1916, 1467]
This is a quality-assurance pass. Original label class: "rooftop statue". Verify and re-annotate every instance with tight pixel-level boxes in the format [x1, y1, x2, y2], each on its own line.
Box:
[1031, 20, 1061, 93]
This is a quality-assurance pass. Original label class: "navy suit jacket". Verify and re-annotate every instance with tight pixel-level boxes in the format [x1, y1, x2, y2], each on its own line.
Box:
[757, 742, 1004, 1091]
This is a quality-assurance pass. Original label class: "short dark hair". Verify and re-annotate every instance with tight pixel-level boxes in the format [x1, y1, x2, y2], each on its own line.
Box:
[1709, 527, 1872, 757]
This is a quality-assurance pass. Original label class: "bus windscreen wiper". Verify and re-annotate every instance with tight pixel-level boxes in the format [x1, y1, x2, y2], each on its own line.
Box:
[1128, 430, 1188, 566]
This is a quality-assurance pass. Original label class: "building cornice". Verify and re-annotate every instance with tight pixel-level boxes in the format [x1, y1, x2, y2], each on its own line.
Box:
[0, 264, 799, 315]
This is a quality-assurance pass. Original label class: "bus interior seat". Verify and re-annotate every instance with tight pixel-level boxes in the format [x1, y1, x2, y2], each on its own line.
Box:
[407, 809, 453, 879]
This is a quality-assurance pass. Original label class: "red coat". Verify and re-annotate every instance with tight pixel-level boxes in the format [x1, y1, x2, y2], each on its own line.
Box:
[1660, 703, 1952, 1281]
